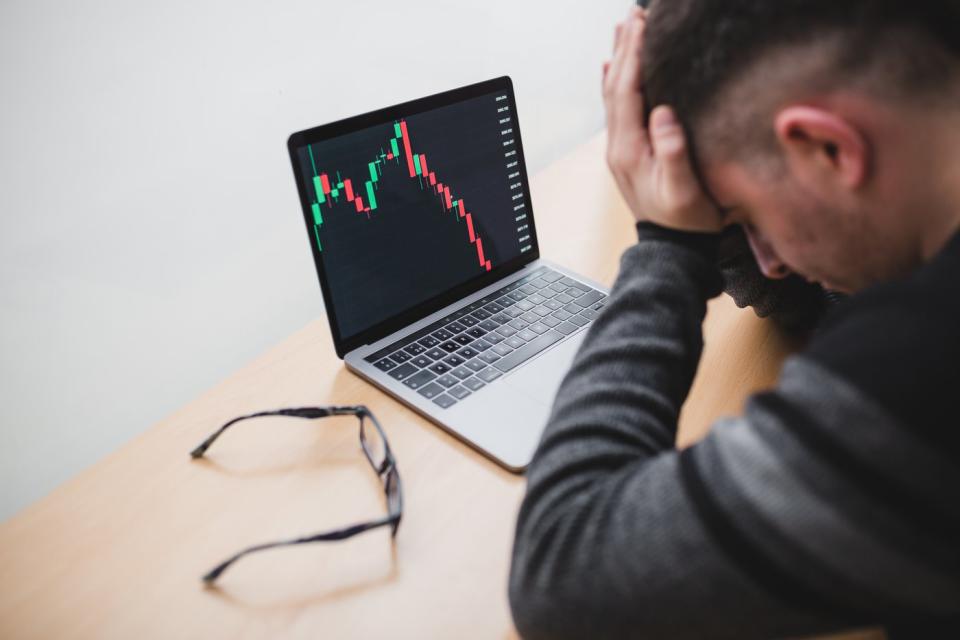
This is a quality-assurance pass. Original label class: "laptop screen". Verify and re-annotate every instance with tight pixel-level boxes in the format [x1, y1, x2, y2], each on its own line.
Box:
[289, 77, 538, 355]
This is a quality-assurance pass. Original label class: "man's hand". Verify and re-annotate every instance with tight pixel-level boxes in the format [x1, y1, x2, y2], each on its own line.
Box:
[603, 7, 723, 233]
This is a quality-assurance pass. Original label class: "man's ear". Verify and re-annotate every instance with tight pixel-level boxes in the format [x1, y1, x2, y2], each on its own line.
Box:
[773, 106, 870, 190]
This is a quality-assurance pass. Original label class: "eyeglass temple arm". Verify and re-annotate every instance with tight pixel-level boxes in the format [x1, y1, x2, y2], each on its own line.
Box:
[189, 406, 364, 459]
[201, 515, 397, 584]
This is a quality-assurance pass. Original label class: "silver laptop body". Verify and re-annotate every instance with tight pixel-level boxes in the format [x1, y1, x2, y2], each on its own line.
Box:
[288, 77, 608, 471]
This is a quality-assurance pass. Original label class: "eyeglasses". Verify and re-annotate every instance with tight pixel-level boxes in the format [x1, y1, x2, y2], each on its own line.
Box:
[189, 405, 402, 584]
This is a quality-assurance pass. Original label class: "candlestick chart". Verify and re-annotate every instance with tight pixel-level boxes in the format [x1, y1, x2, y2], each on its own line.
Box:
[296, 90, 532, 339]
[306, 119, 493, 271]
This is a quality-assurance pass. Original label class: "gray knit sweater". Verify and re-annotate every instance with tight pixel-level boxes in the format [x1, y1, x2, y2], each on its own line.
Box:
[508, 223, 960, 638]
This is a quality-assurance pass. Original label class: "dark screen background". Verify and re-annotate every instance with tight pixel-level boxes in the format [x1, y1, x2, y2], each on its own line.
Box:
[296, 89, 532, 340]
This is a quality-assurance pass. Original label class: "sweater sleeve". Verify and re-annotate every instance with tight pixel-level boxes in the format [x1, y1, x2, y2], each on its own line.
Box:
[507, 225, 960, 639]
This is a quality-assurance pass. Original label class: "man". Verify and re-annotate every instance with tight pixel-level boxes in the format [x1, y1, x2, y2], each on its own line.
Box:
[508, 1, 960, 638]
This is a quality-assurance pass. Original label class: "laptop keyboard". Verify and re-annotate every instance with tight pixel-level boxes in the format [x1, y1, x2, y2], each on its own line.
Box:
[363, 266, 606, 409]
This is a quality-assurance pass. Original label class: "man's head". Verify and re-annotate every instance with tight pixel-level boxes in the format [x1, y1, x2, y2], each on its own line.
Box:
[643, 0, 960, 292]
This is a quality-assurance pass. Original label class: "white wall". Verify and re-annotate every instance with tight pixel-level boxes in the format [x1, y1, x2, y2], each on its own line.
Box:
[0, 0, 630, 521]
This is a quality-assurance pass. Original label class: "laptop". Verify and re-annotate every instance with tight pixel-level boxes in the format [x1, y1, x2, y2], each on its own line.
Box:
[287, 76, 608, 472]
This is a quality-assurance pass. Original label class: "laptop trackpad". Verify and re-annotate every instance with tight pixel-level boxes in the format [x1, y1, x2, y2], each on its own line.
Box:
[502, 333, 585, 404]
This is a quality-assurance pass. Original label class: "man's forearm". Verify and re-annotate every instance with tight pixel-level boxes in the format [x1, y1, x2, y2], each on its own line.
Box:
[515, 223, 722, 509]
[508, 224, 723, 637]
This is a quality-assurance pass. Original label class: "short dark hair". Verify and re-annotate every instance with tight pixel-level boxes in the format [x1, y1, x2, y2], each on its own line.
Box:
[643, 0, 960, 158]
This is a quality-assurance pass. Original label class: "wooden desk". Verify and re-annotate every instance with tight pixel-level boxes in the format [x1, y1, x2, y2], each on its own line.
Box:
[0, 132, 881, 639]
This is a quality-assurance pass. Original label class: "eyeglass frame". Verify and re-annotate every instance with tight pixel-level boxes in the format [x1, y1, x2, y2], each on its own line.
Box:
[189, 404, 403, 584]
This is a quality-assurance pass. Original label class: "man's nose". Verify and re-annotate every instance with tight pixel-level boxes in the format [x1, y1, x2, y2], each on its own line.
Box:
[743, 225, 792, 280]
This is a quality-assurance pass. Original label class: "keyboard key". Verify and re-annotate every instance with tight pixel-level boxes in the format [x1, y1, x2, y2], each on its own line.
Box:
[530, 278, 550, 289]
[544, 299, 563, 311]
[541, 315, 562, 328]
[453, 334, 474, 346]
[520, 311, 541, 324]
[554, 321, 579, 335]
[463, 376, 486, 391]
[567, 314, 590, 327]
[387, 362, 418, 380]
[411, 355, 432, 368]
[541, 271, 563, 283]
[497, 325, 517, 337]
[374, 358, 398, 372]
[576, 290, 604, 307]
[528, 322, 550, 334]
[457, 347, 479, 360]
[560, 276, 578, 286]
[471, 339, 492, 352]
[417, 382, 444, 399]
[563, 302, 583, 315]
[478, 351, 501, 365]
[478, 319, 500, 332]
[507, 291, 526, 302]
[491, 313, 511, 324]
[472, 309, 493, 320]
[565, 287, 586, 298]
[538, 287, 558, 298]
[436, 374, 459, 388]
[552, 309, 573, 321]
[580, 308, 598, 321]
[518, 284, 538, 295]
[532, 305, 552, 317]
[418, 335, 441, 348]
[554, 293, 574, 304]
[448, 385, 471, 400]
[515, 300, 535, 311]
[508, 318, 529, 331]
[504, 306, 525, 319]
[504, 336, 526, 349]
[517, 329, 538, 342]
[466, 359, 487, 372]
[549, 282, 568, 293]
[432, 394, 457, 408]
[403, 369, 437, 389]
[477, 367, 503, 383]
[459, 315, 480, 328]
[492, 343, 514, 356]
[445, 321, 467, 334]
[440, 340, 461, 353]
[496, 296, 516, 307]
[451, 366, 473, 380]
[483, 301, 505, 313]
[467, 327, 486, 339]
[433, 328, 454, 341]
[444, 354, 466, 367]
[390, 350, 412, 364]
[404, 342, 426, 356]
[527, 293, 547, 305]
[483, 332, 504, 344]
[425, 347, 447, 360]
[428, 362, 452, 375]
[493, 329, 564, 372]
